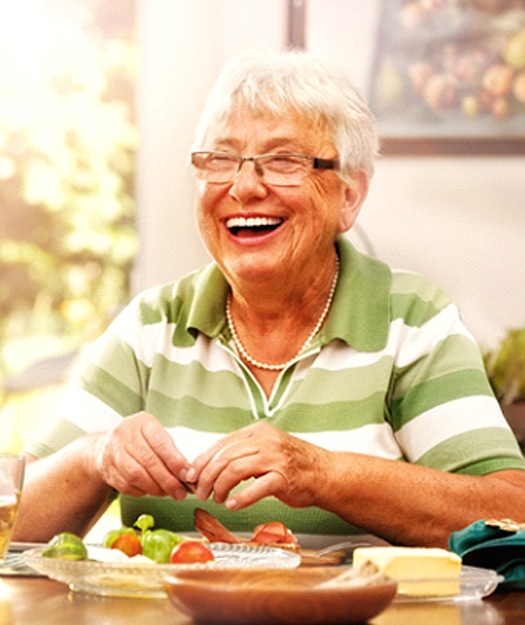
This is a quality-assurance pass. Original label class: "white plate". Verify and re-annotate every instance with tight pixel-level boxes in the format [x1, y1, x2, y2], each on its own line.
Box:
[394, 565, 504, 602]
[23, 542, 301, 598]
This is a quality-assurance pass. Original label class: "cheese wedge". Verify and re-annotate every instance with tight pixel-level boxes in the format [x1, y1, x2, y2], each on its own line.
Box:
[352, 546, 462, 597]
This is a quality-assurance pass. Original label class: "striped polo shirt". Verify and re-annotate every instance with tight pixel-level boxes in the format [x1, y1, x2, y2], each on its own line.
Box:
[26, 238, 525, 535]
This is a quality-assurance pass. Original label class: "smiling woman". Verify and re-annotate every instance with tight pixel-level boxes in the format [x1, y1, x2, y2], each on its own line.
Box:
[14, 49, 525, 550]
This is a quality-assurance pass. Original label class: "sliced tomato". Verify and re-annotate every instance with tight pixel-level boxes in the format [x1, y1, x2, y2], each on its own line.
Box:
[170, 541, 215, 564]
[110, 532, 143, 557]
[251, 521, 298, 545]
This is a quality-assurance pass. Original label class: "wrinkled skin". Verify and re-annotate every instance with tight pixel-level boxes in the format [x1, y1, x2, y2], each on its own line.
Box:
[94, 412, 192, 500]
[188, 421, 327, 511]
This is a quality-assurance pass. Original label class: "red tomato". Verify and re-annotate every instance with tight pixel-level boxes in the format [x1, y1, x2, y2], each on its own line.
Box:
[170, 541, 215, 564]
[110, 533, 142, 557]
[251, 521, 298, 546]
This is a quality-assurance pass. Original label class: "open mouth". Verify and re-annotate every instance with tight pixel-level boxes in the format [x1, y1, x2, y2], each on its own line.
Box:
[226, 216, 283, 236]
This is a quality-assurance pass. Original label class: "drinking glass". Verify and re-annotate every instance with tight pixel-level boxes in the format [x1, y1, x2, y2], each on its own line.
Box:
[0, 454, 26, 561]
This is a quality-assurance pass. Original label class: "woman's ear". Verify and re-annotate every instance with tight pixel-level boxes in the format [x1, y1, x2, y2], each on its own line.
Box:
[338, 169, 369, 234]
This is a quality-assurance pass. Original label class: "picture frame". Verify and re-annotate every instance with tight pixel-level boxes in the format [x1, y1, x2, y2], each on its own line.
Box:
[368, 0, 525, 155]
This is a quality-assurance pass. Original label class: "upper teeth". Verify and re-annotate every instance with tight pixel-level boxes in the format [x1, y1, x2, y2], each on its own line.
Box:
[226, 216, 282, 228]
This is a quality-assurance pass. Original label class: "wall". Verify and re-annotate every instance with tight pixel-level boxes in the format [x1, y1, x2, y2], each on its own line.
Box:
[135, 0, 525, 349]
[134, 0, 287, 294]
[307, 0, 525, 348]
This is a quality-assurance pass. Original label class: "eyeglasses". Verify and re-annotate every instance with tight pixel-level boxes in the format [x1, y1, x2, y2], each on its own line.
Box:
[191, 151, 339, 186]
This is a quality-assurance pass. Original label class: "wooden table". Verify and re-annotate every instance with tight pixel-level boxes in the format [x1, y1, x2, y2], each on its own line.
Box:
[2, 575, 525, 625]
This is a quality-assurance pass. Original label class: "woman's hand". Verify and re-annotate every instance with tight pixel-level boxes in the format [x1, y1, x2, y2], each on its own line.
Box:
[186, 421, 329, 510]
[94, 411, 192, 500]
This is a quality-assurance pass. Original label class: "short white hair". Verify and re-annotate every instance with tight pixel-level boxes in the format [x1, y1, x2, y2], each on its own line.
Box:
[192, 50, 379, 178]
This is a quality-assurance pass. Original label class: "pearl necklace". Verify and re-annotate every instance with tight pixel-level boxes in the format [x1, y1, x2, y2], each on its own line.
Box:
[226, 257, 339, 371]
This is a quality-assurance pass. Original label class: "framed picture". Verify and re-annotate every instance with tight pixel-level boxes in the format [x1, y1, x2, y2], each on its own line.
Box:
[369, 0, 525, 154]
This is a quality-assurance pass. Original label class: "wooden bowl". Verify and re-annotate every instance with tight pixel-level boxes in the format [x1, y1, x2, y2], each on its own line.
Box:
[165, 566, 397, 625]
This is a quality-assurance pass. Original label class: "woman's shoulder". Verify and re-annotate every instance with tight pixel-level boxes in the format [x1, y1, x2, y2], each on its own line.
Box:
[390, 268, 452, 301]
[129, 263, 223, 318]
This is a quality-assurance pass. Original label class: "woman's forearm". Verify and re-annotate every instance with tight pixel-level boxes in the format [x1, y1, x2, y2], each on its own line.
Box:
[316, 451, 525, 547]
[13, 434, 113, 542]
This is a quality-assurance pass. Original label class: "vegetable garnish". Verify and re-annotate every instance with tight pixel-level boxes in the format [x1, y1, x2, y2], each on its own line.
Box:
[42, 532, 88, 561]
[170, 541, 215, 564]
[43, 515, 191, 564]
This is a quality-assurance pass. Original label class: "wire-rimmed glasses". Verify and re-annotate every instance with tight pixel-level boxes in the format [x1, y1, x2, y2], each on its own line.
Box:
[191, 151, 339, 187]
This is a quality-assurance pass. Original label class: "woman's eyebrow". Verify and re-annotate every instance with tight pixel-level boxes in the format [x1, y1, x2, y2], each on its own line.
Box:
[212, 138, 308, 153]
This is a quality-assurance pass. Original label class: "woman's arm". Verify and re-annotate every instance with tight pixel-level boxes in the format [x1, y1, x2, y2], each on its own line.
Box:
[187, 421, 525, 547]
[14, 437, 113, 541]
[14, 412, 193, 542]
[315, 452, 525, 547]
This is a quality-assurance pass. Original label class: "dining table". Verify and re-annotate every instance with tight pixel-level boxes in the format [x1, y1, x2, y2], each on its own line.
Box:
[1, 572, 525, 625]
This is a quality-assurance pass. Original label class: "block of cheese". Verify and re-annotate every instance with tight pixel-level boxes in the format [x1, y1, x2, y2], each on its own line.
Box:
[352, 546, 462, 597]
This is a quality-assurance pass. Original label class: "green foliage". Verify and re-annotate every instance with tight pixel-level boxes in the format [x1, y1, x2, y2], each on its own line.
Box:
[0, 0, 138, 383]
[483, 328, 525, 405]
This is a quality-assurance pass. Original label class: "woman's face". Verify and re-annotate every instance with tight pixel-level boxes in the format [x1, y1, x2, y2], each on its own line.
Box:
[195, 106, 366, 288]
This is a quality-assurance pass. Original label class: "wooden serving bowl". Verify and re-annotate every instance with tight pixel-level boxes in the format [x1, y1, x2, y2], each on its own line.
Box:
[165, 566, 397, 625]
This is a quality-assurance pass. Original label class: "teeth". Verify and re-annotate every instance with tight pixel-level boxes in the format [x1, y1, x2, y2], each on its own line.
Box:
[226, 216, 282, 229]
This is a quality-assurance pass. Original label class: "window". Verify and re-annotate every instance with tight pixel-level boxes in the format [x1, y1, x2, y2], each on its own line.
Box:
[0, 0, 137, 450]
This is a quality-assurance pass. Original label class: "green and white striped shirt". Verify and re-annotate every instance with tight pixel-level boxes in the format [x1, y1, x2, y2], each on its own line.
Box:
[26, 238, 524, 535]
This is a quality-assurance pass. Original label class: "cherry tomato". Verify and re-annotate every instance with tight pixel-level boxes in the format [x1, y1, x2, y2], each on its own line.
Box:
[110, 532, 143, 557]
[170, 541, 215, 564]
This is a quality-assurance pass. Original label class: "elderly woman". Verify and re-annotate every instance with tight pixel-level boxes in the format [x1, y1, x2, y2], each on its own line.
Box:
[15, 51, 525, 548]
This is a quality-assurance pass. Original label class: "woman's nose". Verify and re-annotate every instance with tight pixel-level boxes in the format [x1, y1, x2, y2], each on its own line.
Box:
[228, 160, 268, 201]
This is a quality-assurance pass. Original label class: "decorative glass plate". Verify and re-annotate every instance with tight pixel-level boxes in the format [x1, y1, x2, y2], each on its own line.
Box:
[394, 565, 504, 602]
[23, 542, 301, 598]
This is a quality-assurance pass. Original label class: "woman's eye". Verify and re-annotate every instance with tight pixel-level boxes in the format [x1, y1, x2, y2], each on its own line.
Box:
[266, 156, 303, 170]
[208, 155, 236, 167]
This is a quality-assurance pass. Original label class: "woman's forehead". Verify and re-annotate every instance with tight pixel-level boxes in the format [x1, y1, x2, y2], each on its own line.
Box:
[206, 106, 333, 149]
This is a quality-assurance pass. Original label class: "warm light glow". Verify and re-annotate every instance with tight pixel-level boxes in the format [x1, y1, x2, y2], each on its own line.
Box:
[0, 578, 13, 599]
[0, 1, 93, 97]
[0, 1, 51, 88]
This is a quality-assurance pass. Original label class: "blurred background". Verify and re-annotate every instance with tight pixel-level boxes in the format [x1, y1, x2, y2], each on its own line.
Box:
[1, 0, 524, 457]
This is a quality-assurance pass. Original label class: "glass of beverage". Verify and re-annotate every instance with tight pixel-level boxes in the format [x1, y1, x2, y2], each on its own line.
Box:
[0, 454, 26, 561]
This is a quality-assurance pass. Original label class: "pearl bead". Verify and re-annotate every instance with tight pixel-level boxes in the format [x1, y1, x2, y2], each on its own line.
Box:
[226, 256, 339, 371]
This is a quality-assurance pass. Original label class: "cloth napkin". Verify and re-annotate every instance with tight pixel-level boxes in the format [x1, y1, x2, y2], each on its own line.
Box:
[449, 519, 525, 589]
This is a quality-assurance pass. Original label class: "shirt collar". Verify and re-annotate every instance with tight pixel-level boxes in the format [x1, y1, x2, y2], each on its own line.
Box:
[326, 238, 391, 351]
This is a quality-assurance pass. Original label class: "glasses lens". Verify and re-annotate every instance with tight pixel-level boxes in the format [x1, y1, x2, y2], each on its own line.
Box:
[259, 155, 310, 186]
[192, 152, 238, 182]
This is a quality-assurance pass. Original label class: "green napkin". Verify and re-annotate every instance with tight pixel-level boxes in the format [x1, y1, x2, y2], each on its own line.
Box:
[449, 519, 525, 589]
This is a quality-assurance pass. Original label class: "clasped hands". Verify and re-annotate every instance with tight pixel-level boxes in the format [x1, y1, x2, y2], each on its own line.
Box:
[94, 411, 326, 511]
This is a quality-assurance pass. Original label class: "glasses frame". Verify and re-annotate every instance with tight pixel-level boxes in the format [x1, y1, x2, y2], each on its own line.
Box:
[190, 151, 339, 186]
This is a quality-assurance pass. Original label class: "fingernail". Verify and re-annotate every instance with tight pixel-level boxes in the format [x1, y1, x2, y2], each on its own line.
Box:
[226, 498, 238, 510]
[178, 469, 188, 482]
[185, 467, 197, 482]
[174, 488, 187, 501]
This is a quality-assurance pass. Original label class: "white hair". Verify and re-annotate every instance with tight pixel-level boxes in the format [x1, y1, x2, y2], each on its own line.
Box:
[192, 50, 379, 178]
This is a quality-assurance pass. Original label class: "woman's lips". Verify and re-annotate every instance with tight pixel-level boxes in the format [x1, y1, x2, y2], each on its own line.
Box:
[225, 216, 284, 237]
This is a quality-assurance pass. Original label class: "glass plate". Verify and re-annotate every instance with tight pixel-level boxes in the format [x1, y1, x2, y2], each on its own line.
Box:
[23, 542, 301, 598]
[394, 565, 505, 603]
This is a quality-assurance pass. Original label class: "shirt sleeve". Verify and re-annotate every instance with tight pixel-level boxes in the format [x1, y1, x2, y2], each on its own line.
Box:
[388, 297, 524, 474]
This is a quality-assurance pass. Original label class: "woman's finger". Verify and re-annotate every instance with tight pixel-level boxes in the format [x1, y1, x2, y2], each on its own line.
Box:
[225, 472, 287, 510]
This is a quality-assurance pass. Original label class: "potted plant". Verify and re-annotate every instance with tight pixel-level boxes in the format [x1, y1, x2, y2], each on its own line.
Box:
[483, 328, 525, 451]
